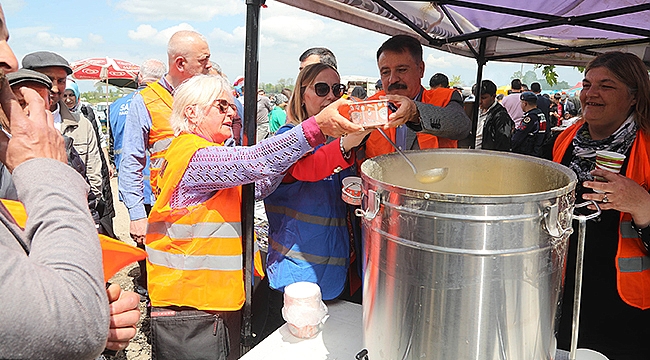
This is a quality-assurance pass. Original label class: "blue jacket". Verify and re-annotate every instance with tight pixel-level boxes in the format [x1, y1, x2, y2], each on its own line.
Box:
[264, 125, 350, 300]
[110, 90, 153, 205]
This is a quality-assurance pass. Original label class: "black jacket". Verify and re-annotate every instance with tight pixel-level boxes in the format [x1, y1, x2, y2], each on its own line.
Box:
[481, 102, 514, 151]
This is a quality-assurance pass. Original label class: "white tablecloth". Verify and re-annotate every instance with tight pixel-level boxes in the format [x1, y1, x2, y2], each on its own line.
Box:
[240, 300, 364, 360]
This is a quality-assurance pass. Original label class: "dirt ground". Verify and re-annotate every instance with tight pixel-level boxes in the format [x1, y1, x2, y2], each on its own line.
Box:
[106, 177, 151, 360]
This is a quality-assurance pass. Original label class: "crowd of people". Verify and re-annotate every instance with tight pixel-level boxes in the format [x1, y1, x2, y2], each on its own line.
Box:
[1, 2, 650, 358]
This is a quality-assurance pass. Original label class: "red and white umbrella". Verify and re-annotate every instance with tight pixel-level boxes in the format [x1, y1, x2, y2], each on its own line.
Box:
[69, 57, 140, 129]
[70, 57, 139, 81]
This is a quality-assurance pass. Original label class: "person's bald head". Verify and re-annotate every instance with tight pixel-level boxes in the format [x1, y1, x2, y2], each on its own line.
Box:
[167, 30, 211, 86]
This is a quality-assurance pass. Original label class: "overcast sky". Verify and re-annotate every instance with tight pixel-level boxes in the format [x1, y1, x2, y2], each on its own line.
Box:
[4, 0, 585, 93]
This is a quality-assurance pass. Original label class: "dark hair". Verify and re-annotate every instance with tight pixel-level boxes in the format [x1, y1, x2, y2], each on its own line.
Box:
[585, 51, 650, 133]
[376, 35, 423, 64]
[299, 47, 337, 70]
[350, 86, 367, 100]
[429, 73, 449, 88]
[511, 79, 522, 90]
[530, 82, 542, 93]
[496, 94, 504, 101]
[474, 79, 497, 96]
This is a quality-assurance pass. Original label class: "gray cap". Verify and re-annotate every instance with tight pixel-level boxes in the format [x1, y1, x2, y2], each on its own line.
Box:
[275, 93, 288, 105]
[7, 69, 53, 88]
[22, 51, 72, 75]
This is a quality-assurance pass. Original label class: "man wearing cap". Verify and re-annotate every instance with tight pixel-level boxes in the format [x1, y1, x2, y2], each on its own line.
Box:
[22, 51, 103, 201]
[512, 91, 545, 157]
[560, 92, 576, 117]
[269, 93, 288, 134]
[119, 30, 211, 297]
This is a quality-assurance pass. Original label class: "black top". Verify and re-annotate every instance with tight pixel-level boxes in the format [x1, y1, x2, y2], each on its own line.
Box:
[557, 144, 650, 359]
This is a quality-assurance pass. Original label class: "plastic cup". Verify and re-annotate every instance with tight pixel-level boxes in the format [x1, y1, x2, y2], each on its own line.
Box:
[345, 100, 389, 127]
[594, 151, 625, 189]
[341, 176, 362, 205]
[282, 282, 328, 339]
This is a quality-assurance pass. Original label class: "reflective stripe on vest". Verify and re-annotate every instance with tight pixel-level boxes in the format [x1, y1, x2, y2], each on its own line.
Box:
[269, 237, 347, 266]
[148, 221, 242, 239]
[619, 221, 650, 272]
[146, 245, 242, 271]
[264, 204, 346, 227]
[553, 126, 650, 309]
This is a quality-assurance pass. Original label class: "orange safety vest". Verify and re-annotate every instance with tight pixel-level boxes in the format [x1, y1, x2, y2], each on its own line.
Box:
[0, 199, 146, 283]
[146, 133, 246, 311]
[364, 88, 456, 158]
[553, 121, 650, 309]
[140, 81, 175, 195]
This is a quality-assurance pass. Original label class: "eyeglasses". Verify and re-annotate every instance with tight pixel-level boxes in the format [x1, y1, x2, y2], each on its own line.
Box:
[211, 99, 237, 114]
[313, 82, 347, 98]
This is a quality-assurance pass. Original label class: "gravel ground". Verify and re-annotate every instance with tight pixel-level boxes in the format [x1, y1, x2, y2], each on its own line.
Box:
[105, 177, 151, 360]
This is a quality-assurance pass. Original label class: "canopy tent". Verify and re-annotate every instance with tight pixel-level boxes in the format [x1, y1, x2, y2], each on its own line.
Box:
[274, 0, 650, 67]
[239, 1, 650, 355]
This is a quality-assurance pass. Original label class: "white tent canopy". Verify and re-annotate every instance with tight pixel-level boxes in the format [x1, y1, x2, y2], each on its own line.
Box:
[275, 0, 650, 67]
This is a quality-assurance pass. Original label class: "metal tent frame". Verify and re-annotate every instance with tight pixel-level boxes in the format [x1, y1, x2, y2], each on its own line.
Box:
[239, 0, 650, 355]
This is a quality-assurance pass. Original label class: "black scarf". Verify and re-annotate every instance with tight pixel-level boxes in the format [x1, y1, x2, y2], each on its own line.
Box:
[569, 115, 637, 183]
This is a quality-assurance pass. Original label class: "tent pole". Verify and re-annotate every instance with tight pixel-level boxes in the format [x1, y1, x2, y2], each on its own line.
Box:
[470, 37, 487, 149]
[241, 0, 262, 355]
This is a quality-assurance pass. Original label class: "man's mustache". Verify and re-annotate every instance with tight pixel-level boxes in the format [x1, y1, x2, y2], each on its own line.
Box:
[387, 82, 408, 91]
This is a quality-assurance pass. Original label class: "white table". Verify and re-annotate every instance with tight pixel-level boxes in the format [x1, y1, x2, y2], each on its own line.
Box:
[240, 300, 364, 360]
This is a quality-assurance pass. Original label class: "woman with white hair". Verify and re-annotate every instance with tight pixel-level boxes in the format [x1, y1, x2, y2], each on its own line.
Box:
[145, 74, 363, 359]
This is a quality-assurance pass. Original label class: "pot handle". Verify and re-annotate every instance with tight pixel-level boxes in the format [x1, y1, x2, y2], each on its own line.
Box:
[544, 200, 602, 238]
[355, 189, 380, 220]
[544, 203, 572, 238]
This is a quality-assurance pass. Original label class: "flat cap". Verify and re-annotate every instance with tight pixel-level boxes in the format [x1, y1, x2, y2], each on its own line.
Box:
[7, 69, 53, 88]
[22, 51, 72, 75]
[520, 91, 538, 102]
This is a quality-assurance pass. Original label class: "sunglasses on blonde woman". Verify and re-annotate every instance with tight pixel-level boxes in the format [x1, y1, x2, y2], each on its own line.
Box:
[212, 99, 237, 113]
[313, 82, 347, 98]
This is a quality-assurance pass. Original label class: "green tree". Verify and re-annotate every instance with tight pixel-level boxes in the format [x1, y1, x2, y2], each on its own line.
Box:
[449, 75, 462, 87]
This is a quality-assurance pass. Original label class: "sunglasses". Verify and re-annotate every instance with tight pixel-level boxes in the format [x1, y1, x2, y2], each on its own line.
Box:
[313, 82, 347, 98]
[211, 99, 237, 113]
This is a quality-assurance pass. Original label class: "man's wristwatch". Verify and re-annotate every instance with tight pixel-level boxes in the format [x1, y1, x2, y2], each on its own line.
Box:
[631, 220, 650, 252]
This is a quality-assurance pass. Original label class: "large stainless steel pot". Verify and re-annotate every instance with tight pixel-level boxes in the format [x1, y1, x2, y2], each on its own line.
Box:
[357, 149, 577, 360]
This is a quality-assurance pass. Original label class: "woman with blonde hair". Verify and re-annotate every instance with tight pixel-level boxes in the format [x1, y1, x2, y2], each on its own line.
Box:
[259, 63, 372, 339]
[146, 74, 363, 359]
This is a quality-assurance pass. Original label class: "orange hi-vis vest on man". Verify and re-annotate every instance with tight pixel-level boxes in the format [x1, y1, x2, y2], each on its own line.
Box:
[146, 133, 245, 311]
[140, 81, 175, 195]
[365, 87, 456, 158]
[554, 120, 650, 309]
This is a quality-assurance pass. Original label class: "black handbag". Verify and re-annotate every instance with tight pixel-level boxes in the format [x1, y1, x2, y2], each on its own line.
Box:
[150, 306, 232, 360]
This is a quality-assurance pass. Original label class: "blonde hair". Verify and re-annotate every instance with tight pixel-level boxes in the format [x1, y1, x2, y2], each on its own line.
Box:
[288, 63, 339, 125]
[169, 74, 233, 135]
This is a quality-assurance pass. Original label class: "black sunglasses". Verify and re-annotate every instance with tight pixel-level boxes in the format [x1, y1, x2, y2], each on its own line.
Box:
[313, 82, 347, 98]
[212, 99, 237, 113]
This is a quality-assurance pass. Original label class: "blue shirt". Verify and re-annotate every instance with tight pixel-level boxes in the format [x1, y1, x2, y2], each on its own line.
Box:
[111, 89, 153, 205]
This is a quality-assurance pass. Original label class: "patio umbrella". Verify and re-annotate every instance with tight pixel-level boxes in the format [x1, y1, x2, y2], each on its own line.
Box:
[70, 57, 140, 128]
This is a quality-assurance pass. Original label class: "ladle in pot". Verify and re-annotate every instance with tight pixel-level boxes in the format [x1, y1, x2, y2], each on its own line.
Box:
[376, 128, 448, 184]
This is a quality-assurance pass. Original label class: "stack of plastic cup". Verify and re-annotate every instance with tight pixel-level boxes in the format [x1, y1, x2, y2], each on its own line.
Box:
[282, 282, 328, 339]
